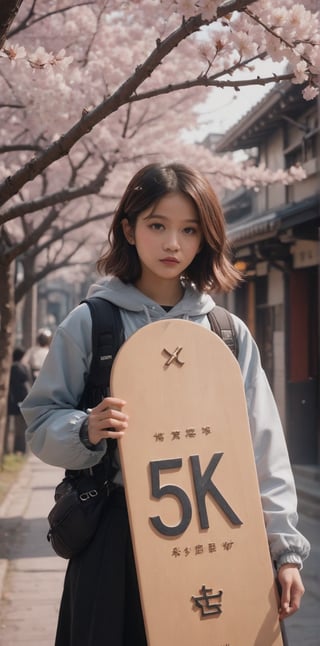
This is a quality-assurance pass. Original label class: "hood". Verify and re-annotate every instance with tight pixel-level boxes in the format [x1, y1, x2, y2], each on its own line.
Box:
[87, 276, 215, 320]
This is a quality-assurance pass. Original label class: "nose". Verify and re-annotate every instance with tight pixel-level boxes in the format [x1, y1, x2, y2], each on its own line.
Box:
[163, 230, 180, 251]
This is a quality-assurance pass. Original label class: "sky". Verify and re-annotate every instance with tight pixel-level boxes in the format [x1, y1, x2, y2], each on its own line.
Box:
[185, 60, 287, 143]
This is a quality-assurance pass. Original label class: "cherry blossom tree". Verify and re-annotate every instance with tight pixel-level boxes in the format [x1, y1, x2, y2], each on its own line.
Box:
[0, 0, 319, 460]
[0, 0, 24, 48]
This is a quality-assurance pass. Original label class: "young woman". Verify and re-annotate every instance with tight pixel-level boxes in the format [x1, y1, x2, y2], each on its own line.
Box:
[22, 162, 310, 645]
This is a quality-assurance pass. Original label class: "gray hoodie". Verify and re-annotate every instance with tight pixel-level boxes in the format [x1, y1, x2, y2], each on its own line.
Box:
[21, 276, 310, 569]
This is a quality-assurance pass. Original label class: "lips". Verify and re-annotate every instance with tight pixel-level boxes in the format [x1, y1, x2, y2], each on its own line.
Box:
[160, 257, 179, 264]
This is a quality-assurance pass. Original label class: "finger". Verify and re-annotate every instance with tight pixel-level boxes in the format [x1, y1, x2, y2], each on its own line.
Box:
[87, 406, 128, 440]
[95, 397, 127, 412]
[97, 411, 128, 427]
[279, 604, 297, 620]
[90, 405, 128, 422]
[101, 428, 126, 439]
[278, 576, 291, 619]
[279, 584, 303, 620]
[286, 585, 304, 615]
[88, 417, 128, 444]
[93, 409, 128, 421]
[102, 417, 128, 431]
[92, 414, 128, 431]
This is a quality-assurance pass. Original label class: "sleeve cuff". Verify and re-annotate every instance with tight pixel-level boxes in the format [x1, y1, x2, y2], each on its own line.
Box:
[276, 551, 303, 571]
[79, 418, 101, 450]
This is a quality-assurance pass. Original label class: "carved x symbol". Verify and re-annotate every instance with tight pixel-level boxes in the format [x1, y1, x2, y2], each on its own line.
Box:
[163, 346, 184, 367]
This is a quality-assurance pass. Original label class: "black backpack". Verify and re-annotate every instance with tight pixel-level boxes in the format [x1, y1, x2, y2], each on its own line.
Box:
[81, 297, 239, 404]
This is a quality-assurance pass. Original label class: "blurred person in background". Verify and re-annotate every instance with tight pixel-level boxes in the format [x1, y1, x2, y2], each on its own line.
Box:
[5, 347, 32, 454]
[23, 328, 53, 382]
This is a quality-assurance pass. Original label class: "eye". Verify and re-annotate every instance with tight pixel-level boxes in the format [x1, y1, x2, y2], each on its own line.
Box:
[150, 222, 164, 230]
[184, 226, 198, 235]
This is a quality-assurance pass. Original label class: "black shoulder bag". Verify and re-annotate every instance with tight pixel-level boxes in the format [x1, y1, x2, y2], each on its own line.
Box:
[47, 298, 124, 559]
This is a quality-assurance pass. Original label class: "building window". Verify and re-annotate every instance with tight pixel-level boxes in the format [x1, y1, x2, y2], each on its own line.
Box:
[285, 132, 318, 168]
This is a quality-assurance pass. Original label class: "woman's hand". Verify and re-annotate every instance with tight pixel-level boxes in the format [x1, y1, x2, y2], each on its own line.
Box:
[277, 563, 305, 620]
[87, 397, 128, 445]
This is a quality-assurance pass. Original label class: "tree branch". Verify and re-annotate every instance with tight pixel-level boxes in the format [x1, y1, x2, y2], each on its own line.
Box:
[0, 160, 111, 224]
[0, 144, 42, 153]
[128, 73, 294, 104]
[245, 7, 319, 62]
[6, 0, 36, 40]
[0, 6, 231, 207]
[4, 207, 60, 263]
[15, 239, 87, 302]
[26, 209, 112, 260]
[8, 2, 95, 38]
[0, 103, 24, 109]
[0, 0, 24, 49]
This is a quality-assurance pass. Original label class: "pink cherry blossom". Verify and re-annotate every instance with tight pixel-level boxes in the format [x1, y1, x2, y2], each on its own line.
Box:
[0, 41, 26, 61]
[292, 60, 309, 84]
[302, 84, 319, 100]
[0, 0, 319, 209]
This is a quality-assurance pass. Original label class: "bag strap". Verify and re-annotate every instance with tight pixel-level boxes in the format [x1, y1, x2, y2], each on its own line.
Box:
[207, 306, 239, 359]
[80, 299, 238, 396]
[70, 297, 125, 482]
[78, 297, 124, 409]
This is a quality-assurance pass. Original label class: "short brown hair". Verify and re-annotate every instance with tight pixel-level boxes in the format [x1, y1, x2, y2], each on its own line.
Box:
[97, 163, 241, 292]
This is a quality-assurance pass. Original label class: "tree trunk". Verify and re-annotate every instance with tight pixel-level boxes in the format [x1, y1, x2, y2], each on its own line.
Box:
[0, 0, 24, 48]
[21, 285, 37, 348]
[21, 256, 38, 348]
[0, 260, 16, 465]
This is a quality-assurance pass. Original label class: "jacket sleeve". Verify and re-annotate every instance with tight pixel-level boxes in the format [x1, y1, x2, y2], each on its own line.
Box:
[234, 316, 310, 569]
[21, 304, 107, 470]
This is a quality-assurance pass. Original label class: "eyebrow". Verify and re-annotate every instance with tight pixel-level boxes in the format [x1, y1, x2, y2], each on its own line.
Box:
[143, 213, 199, 223]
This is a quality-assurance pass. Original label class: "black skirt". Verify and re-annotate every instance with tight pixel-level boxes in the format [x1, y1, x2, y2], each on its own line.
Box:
[55, 487, 147, 646]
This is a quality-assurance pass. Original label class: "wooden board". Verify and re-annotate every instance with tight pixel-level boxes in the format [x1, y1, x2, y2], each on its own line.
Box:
[110, 319, 283, 646]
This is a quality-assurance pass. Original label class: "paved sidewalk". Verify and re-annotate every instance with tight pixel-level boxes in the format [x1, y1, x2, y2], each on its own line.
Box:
[0, 455, 66, 645]
[284, 512, 320, 646]
[0, 454, 319, 645]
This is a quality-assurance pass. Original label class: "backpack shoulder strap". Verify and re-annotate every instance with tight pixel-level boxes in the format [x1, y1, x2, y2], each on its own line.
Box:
[65, 297, 124, 479]
[207, 305, 239, 359]
[79, 297, 124, 409]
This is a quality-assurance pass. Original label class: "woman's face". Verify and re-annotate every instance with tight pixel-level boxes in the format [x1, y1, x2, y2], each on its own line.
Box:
[122, 192, 203, 292]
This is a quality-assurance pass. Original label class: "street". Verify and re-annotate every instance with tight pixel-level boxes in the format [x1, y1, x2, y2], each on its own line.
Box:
[0, 454, 319, 645]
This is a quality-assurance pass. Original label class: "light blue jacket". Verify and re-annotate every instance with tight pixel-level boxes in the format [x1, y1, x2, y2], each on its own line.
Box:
[21, 277, 310, 569]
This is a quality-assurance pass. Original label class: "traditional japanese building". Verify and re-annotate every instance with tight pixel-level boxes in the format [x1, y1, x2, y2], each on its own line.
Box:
[213, 81, 320, 469]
